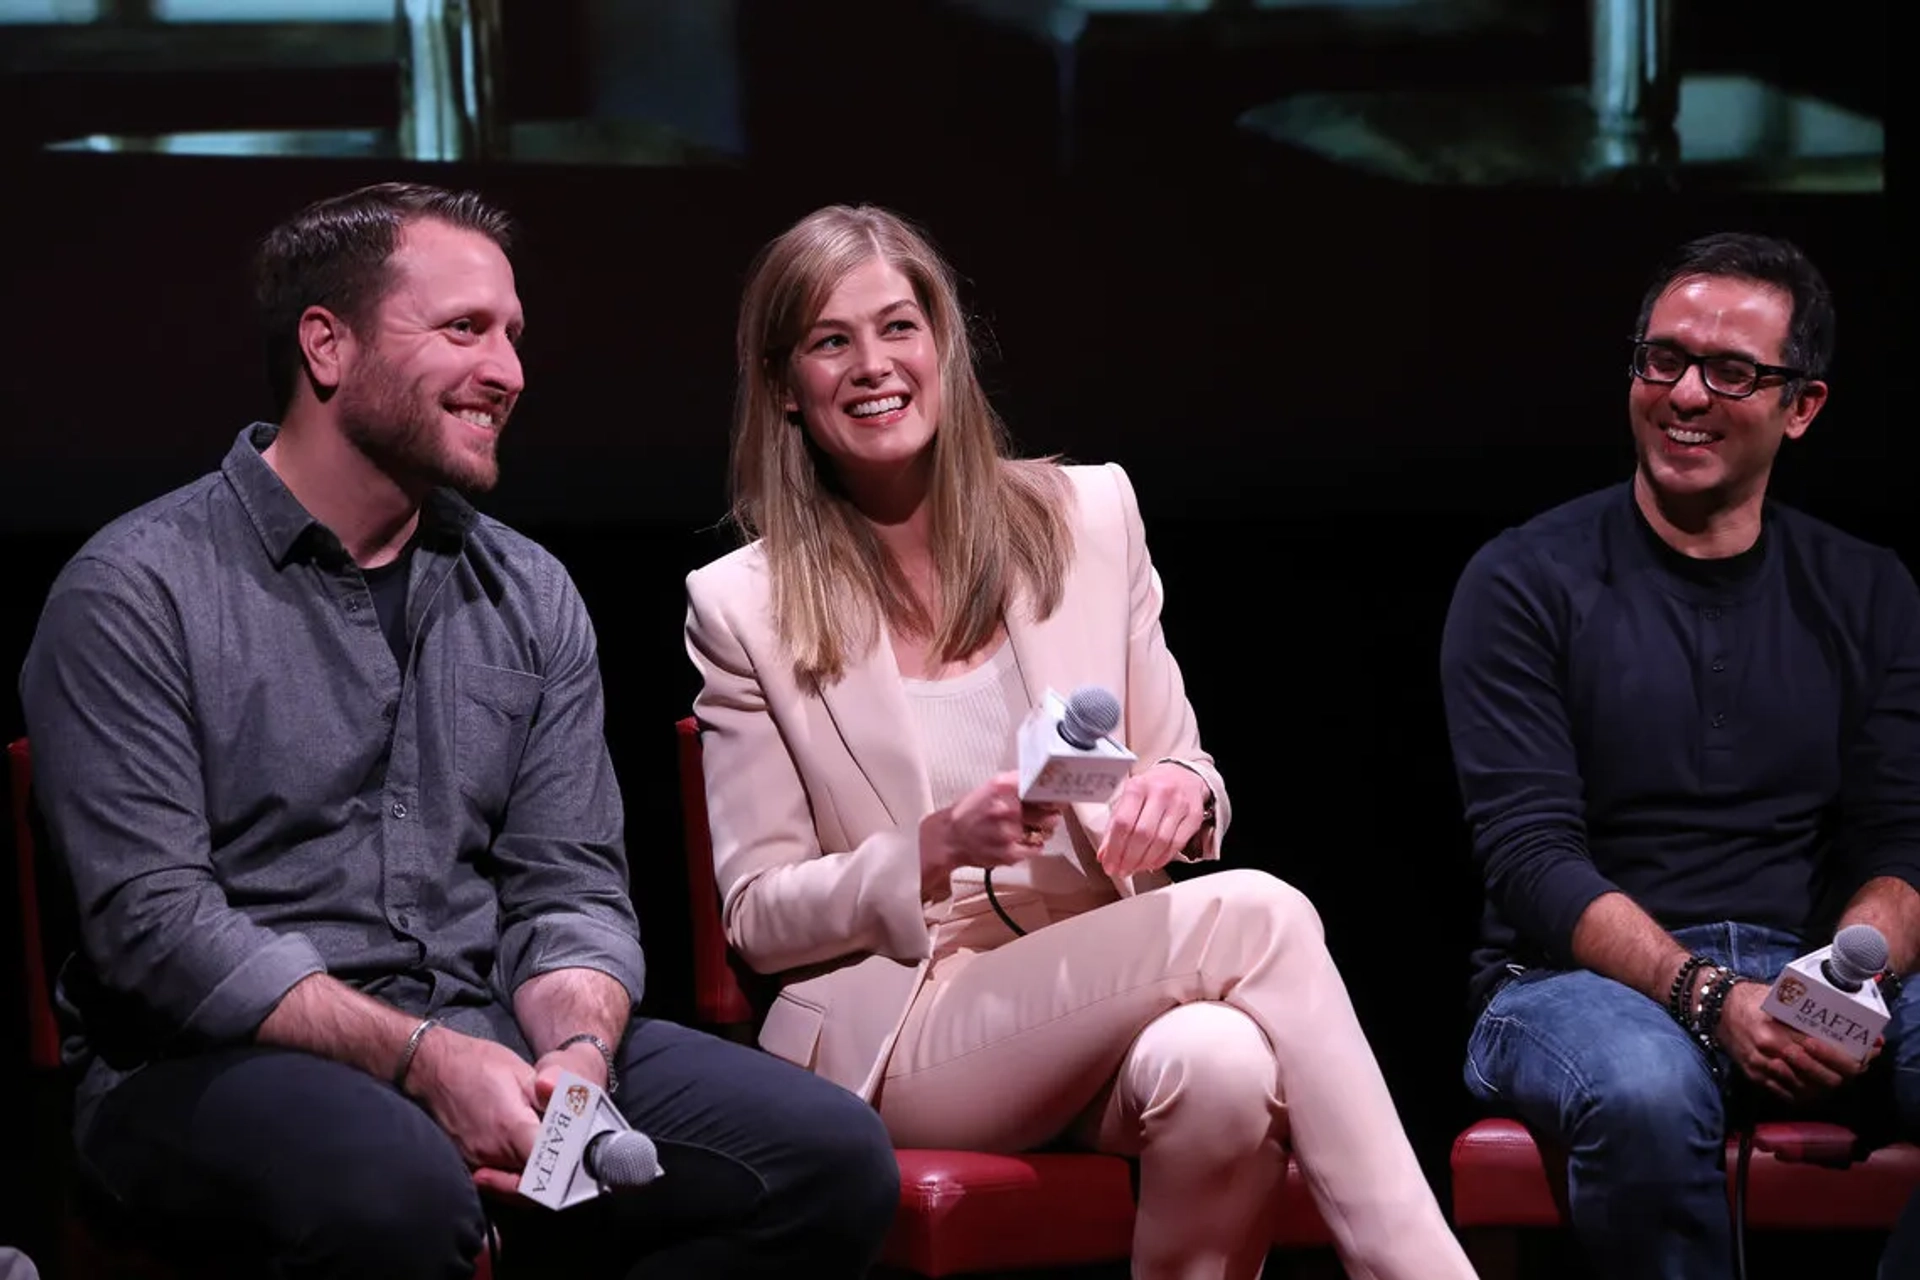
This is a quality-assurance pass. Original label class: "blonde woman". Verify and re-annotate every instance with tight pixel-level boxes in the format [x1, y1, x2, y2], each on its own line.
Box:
[683, 204, 1476, 1280]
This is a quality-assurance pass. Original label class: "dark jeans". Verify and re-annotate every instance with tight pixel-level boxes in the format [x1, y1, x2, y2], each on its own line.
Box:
[1465, 922, 1920, 1280]
[75, 1017, 900, 1279]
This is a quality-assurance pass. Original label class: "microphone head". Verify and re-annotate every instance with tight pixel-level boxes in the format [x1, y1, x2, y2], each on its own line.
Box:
[1060, 686, 1121, 750]
[586, 1129, 663, 1188]
[1827, 924, 1889, 991]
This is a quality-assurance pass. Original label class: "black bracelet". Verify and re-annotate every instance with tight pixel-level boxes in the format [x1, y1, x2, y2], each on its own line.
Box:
[1667, 954, 1715, 1027]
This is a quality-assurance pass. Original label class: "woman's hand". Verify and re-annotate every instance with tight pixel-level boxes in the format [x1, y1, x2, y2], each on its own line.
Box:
[1097, 762, 1212, 878]
[919, 770, 1061, 895]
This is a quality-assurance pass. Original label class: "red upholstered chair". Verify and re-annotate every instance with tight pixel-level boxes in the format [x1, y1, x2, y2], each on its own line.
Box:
[7, 739, 496, 1280]
[674, 716, 1337, 1275]
[1451, 1115, 1920, 1279]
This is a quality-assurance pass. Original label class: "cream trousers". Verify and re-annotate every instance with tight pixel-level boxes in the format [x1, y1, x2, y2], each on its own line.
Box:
[877, 869, 1476, 1280]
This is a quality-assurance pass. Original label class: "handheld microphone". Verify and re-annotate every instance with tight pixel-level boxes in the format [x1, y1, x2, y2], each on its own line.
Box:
[519, 1069, 664, 1210]
[1017, 685, 1136, 805]
[1820, 924, 1887, 992]
[1760, 924, 1892, 1064]
[584, 1129, 663, 1186]
[984, 686, 1136, 940]
[1059, 687, 1122, 750]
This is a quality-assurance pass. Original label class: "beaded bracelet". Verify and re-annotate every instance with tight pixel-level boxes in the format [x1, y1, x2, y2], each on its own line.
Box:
[1666, 954, 1716, 1027]
[1667, 963, 1734, 1083]
[1695, 968, 1746, 1052]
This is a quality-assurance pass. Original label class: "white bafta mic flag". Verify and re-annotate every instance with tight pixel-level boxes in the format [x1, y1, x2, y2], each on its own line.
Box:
[518, 1069, 664, 1210]
[1759, 925, 1892, 1065]
[1017, 686, 1136, 805]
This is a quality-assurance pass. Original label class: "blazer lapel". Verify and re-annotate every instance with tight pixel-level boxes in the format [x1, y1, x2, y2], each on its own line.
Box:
[817, 622, 933, 831]
[1006, 597, 1077, 722]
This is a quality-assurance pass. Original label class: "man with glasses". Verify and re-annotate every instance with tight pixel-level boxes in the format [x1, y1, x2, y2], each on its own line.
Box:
[1440, 232, 1919, 1279]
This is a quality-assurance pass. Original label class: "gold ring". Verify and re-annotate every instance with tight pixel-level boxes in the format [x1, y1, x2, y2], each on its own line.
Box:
[1021, 823, 1046, 845]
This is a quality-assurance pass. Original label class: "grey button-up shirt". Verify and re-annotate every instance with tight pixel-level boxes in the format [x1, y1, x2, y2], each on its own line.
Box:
[20, 424, 644, 1118]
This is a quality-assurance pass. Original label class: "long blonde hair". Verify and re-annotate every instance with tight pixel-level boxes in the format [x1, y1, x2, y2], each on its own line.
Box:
[730, 205, 1072, 686]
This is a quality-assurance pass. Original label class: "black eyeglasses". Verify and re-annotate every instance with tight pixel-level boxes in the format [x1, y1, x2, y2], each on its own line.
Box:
[1629, 339, 1804, 400]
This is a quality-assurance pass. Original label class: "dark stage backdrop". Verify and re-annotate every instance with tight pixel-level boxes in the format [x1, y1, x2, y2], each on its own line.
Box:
[0, 146, 1901, 1270]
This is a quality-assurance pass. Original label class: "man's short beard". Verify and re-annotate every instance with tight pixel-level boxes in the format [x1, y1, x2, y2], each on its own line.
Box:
[338, 357, 499, 495]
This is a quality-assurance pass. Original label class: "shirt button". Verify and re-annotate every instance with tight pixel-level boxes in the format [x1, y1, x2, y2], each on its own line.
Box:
[1711, 660, 1726, 673]
[1711, 713, 1727, 728]
[347, 599, 363, 613]
[1703, 607, 1722, 620]
[391, 801, 408, 820]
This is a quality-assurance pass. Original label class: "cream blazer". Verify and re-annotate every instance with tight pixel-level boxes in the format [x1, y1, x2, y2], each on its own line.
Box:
[682, 462, 1231, 1101]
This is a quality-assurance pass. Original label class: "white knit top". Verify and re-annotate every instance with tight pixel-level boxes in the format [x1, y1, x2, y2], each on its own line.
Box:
[901, 642, 1106, 919]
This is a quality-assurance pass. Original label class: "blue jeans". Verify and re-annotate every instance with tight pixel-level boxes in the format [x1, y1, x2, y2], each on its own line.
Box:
[1465, 922, 1920, 1280]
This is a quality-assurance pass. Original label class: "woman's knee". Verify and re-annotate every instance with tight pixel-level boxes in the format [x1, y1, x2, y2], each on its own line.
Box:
[1125, 1002, 1282, 1147]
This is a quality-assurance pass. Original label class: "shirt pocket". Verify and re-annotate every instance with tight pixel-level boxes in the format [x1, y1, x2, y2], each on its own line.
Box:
[455, 662, 544, 811]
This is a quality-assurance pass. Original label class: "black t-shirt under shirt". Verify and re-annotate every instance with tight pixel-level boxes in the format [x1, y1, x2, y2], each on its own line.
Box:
[362, 544, 414, 670]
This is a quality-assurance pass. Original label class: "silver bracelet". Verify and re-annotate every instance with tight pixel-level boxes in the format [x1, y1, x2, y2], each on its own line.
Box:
[393, 1017, 438, 1090]
[556, 1031, 618, 1097]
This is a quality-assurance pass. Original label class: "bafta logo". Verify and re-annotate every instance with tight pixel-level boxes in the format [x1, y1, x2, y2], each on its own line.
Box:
[1776, 976, 1807, 1005]
[566, 1083, 591, 1117]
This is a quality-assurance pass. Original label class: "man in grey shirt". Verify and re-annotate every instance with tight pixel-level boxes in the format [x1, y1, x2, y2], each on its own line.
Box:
[19, 182, 897, 1278]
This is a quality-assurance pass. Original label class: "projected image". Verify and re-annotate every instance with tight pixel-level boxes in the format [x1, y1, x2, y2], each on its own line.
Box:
[2, 0, 1885, 188]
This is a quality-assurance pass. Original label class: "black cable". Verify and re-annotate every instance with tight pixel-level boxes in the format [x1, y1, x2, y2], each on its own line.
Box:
[983, 867, 1027, 937]
[1732, 1125, 1754, 1280]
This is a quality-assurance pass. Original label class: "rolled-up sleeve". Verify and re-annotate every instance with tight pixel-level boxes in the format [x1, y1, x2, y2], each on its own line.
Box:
[19, 557, 326, 1043]
[491, 566, 646, 1006]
